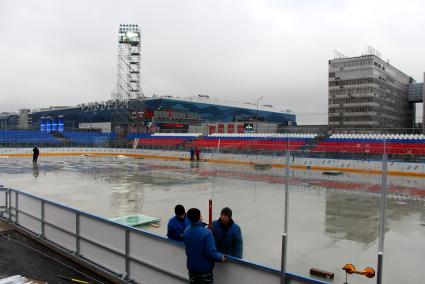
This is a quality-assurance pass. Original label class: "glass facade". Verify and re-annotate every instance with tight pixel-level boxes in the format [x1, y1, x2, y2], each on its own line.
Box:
[143, 98, 296, 124]
[0, 114, 18, 128]
[30, 98, 296, 130]
[408, 83, 423, 102]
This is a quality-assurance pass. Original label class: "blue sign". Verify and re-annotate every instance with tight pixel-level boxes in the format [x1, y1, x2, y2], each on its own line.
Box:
[58, 116, 64, 132]
[46, 117, 52, 133]
[52, 118, 58, 132]
[40, 117, 46, 132]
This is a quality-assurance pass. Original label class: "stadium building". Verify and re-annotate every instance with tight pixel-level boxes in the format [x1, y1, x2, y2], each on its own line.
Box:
[28, 95, 296, 133]
[0, 112, 18, 129]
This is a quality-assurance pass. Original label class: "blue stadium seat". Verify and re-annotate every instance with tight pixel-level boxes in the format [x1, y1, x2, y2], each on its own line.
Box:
[0, 130, 61, 146]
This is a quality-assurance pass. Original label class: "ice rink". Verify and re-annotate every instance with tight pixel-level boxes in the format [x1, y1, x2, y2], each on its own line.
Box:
[0, 155, 424, 284]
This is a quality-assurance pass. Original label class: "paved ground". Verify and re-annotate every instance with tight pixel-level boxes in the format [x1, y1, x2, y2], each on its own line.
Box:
[0, 220, 115, 284]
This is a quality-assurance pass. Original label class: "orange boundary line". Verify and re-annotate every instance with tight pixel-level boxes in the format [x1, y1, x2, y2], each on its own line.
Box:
[1, 152, 424, 177]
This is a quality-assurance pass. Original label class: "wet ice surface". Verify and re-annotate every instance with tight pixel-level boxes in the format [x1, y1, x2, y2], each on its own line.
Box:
[0, 155, 424, 284]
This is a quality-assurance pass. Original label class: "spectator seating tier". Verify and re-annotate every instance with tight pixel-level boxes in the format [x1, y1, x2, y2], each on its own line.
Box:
[312, 134, 425, 155]
[62, 131, 116, 146]
[0, 130, 60, 145]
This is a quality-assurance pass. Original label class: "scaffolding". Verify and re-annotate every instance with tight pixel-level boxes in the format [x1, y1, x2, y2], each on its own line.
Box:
[111, 24, 145, 138]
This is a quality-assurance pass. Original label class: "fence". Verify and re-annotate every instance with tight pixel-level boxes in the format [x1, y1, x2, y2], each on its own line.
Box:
[0, 187, 328, 284]
[1, 129, 425, 163]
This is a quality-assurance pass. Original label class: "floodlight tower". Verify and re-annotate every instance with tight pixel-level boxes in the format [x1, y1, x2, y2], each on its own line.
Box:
[114, 24, 143, 101]
[111, 24, 145, 137]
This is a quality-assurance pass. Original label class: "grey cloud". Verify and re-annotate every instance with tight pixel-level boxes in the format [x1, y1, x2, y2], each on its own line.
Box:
[0, 0, 424, 125]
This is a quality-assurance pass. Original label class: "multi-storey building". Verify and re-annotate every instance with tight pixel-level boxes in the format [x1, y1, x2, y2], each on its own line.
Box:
[328, 54, 415, 132]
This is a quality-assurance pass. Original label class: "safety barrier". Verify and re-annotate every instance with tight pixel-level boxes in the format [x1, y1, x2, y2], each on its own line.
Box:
[0, 188, 328, 284]
[1, 147, 425, 177]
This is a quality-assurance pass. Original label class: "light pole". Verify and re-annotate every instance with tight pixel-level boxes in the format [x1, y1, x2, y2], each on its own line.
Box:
[255, 96, 264, 133]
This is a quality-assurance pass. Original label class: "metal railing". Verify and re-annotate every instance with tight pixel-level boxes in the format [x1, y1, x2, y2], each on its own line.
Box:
[0, 187, 327, 284]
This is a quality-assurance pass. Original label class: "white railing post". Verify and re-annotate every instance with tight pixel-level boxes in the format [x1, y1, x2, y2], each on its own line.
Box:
[7, 188, 11, 222]
[377, 141, 388, 284]
[40, 200, 45, 237]
[281, 136, 290, 284]
[125, 229, 130, 280]
[75, 213, 80, 255]
[15, 192, 19, 224]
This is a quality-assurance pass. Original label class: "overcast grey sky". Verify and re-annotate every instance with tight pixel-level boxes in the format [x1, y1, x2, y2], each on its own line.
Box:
[0, 0, 424, 124]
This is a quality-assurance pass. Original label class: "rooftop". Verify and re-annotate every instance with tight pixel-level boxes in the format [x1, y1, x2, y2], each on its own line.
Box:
[146, 95, 293, 115]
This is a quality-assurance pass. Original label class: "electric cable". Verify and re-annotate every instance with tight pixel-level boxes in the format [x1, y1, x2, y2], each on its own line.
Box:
[0, 232, 106, 284]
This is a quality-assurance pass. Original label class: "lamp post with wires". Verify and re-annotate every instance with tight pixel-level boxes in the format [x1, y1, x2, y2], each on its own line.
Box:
[255, 96, 264, 133]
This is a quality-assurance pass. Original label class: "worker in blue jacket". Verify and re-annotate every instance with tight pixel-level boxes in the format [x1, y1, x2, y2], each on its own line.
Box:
[167, 204, 190, 241]
[211, 207, 243, 258]
[184, 208, 225, 284]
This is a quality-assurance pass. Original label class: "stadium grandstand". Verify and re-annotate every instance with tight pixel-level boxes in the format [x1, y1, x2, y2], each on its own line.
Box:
[0, 130, 114, 147]
[313, 133, 425, 155]
[2, 123, 421, 159]
[130, 132, 317, 151]
[0, 130, 60, 146]
[126, 132, 425, 161]
[61, 131, 116, 146]
[1, 128, 425, 163]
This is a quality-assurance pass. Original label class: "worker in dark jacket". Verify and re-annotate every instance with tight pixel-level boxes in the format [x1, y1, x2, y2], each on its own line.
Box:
[32, 147, 39, 164]
[184, 208, 224, 284]
[211, 207, 243, 258]
[167, 204, 190, 241]
[194, 147, 200, 161]
[190, 147, 195, 161]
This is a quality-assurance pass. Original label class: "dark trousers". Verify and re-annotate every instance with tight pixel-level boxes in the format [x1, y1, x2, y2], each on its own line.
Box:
[189, 271, 213, 284]
[33, 155, 38, 163]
